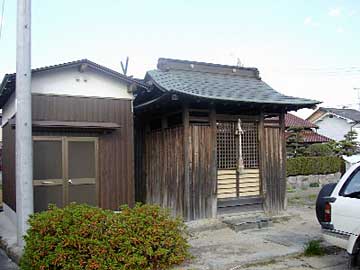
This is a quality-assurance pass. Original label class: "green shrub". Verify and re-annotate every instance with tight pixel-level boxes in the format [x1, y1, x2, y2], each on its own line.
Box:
[286, 156, 344, 176]
[20, 203, 190, 270]
[305, 143, 334, 157]
[304, 240, 325, 256]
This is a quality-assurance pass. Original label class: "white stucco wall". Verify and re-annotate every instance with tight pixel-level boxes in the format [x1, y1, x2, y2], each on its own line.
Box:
[31, 66, 133, 99]
[1, 66, 133, 127]
[315, 115, 360, 141]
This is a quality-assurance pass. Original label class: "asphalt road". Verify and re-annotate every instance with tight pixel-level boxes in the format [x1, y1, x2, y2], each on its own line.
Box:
[0, 249, 18, 270]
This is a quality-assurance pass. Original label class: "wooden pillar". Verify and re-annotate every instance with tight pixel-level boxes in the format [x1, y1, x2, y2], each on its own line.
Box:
[279, 112, 287, 211]
[209, 106, 217, 218]
[182, 102, 191, 220]
[259, 112, 266, 207]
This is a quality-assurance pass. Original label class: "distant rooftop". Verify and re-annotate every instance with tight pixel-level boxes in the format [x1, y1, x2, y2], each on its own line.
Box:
[320, 107, 360, 122]
[285, 130, 331, 143]
[285, 113, 317, 129]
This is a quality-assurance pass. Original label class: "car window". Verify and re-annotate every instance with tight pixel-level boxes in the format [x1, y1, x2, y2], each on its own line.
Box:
[342, 169, 360, 197]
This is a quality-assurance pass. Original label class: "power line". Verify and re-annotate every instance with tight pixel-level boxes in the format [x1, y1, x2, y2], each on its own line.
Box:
[0, 0, 5, 41]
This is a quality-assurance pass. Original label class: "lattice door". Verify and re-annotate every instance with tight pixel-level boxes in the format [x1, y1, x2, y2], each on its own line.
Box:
[217, 122, 238, 170]
[217, 121, 260, 199]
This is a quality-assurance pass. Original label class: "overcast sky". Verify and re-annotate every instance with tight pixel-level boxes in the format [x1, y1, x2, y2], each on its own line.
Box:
[0, 0, 359, 117]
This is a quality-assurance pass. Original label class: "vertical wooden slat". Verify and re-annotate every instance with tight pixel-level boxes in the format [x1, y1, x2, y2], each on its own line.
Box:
[279, 112, 287, 210]
[262, 113, 286, 215]
[142, 123, 216, 220]
[209, 107, 217, 218]
[143, 127, 185, 217]
[182, 103, 191, 220]
[259, 112, 265, 199]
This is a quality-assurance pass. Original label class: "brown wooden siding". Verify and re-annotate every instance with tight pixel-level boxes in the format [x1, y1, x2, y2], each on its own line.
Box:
[145, 127, 185, 216]
[189, 124, 216, 219]
[32, 94, 135, 210]
[260, 113, 287, 214]
[134, 123, 146, 203]
[2, 123, 16, 211]
[143, 125, 216, 220]
[136, 106, 287, 218]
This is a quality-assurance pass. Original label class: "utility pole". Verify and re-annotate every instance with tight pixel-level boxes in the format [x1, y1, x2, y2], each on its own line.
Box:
[16, 0, 33, 248]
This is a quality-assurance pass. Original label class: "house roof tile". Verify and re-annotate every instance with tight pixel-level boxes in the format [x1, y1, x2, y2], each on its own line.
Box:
[321, 107, 360, 122]
[286, 130, 332, 143]
[285, 113, 317, 128]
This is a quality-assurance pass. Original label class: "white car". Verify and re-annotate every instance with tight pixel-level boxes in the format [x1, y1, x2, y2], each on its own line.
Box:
[316, 162, 360, 269]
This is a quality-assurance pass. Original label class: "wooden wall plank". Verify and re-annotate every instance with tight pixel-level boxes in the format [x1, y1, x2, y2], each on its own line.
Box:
[189, 125, 212, 219]
[143, 124, 216, 221]
[261, 113, 286, 214]
[144, 127, 185, 217]
[209, 107, 217, 218]
[280, 112, 287, 210]
[182, 104, 191, 220]
[134, 122, 146, 203]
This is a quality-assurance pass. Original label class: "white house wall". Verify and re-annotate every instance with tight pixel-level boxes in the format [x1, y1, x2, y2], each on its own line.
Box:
[31, 66, 133, 100]
[315, 115, 360, 141]
[1, 66, 133, 126]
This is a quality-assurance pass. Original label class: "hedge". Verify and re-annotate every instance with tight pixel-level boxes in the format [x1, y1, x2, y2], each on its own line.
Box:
[286, 156, 344, 177]
[20, 203, 190, 270]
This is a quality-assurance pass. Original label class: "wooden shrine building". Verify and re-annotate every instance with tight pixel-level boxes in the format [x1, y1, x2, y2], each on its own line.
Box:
[134, 58, 319, 220]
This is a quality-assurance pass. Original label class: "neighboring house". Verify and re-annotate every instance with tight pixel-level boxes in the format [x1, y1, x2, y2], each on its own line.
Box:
[0, 59, 146, 224]
[285, 113, 331, 145]
[307, 107, 360, 142]
[134, 58, 319, 220]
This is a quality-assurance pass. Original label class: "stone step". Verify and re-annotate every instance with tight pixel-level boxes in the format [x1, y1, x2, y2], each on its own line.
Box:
[222, 216, 273, 232]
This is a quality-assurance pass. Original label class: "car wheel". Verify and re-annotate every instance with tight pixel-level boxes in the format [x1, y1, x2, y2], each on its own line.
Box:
[349, 241, 360, 269]
[316, 183, 337, 224]
[348, 253, 359, 269]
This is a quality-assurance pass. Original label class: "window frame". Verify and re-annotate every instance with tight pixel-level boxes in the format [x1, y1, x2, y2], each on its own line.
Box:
[339, 166, 360, 198]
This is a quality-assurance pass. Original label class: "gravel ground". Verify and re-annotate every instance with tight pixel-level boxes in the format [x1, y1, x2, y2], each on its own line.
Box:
[287, 186, 321, 207]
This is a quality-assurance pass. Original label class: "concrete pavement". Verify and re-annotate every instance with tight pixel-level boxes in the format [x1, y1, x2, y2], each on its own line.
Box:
[0, 249, 19, 270]
[242, 251, 349, 270]
[176, 206, 349, 270]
